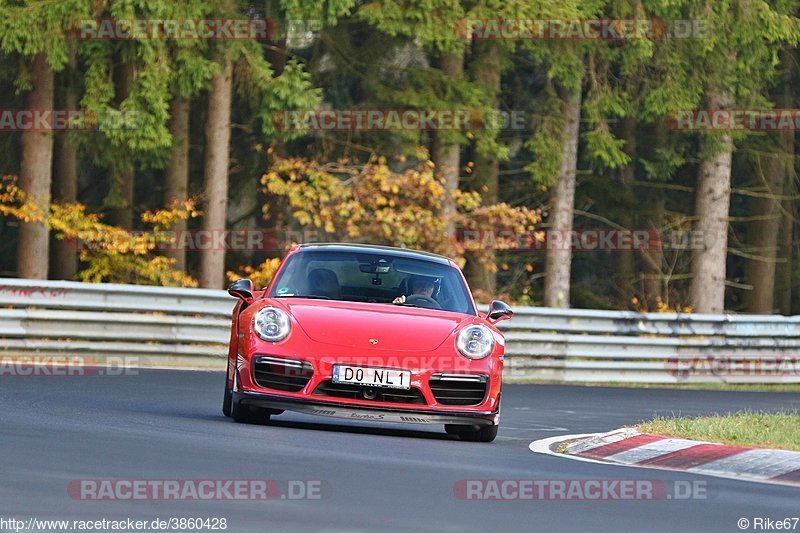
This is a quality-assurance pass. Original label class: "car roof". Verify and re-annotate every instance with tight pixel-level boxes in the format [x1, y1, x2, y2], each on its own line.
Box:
[296, 243, 452, 265]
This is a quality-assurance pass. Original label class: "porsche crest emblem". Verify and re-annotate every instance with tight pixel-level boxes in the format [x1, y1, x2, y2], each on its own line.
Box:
[369, 338, 378, 345]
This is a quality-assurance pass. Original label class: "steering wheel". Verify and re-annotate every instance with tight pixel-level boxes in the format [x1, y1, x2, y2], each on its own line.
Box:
[405, 294, 441, 309]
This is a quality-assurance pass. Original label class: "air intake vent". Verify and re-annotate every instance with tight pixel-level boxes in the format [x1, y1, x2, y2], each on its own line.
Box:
[252, 356, 313, 392]
[429, 374, 488, 406]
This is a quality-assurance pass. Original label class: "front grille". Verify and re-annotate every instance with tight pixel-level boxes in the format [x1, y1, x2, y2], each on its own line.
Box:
[429, 373, 488, 406]
[313, 380, 426, 404]
[252, 356, 313, 392]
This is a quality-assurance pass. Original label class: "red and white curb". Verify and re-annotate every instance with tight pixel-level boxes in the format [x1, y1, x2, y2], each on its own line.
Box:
[530, 429, 800, 488]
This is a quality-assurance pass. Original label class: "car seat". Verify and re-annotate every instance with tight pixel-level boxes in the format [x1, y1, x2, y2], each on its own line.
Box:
[306, 268, 342, 299]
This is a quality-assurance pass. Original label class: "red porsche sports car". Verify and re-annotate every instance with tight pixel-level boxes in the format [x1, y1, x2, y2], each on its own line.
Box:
[223, 243, 513, 442]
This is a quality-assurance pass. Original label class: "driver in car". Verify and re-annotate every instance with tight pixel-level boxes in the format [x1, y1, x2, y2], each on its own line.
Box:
[393, 276, 436, 305]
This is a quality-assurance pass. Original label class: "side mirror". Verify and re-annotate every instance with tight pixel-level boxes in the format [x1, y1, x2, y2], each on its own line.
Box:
[228, 278, 255, 304]
[487, 300, 513, 323]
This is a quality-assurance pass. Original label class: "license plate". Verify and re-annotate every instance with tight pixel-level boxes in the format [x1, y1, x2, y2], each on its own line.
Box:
[332, 365, 411, 390]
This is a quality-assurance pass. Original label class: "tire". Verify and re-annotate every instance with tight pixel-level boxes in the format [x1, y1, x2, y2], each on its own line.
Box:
[222, 366, 233, 417]
[445, 424, 499, 443]
[444, 424, 464, 436]
[228, 366, 269, 424]
[231, 400, 271, 425]
[223, 387, 232, 417]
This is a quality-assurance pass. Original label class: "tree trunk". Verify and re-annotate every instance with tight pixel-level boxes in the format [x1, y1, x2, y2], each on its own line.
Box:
[464, 41, 500, 296]
[164, 97, 190, 271]
[107, 60, 135, 229]
[17, 53, 55, 280]
[51, 45, 78, 280]
[776, 170, 794, 315]
[200, 58, 233, 289]
[615, 116, 637, 304]
[690, 89, 734, 314]
[639, 123, 667, 309]
[775, 60, 796, 317]
[432, 49, 464, 241]
[641, 195, 665, 307]
[747, 50, 794, 314]
[543, 84, 582, 308]
[743, 147, 789, 313]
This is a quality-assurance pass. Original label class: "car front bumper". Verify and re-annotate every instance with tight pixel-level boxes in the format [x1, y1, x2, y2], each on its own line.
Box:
[233, 390, 500, 427]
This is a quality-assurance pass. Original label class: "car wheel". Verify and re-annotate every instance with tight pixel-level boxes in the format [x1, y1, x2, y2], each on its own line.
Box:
[445, 424, 499, 443]
[444, 424, 463, 436]
[231, 400, 271, 425]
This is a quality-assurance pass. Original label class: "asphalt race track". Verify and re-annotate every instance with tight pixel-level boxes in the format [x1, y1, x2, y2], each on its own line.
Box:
[2, 370, 798, 532]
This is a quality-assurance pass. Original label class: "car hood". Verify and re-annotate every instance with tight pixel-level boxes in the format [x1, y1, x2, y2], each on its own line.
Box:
[272, 299, 473, 351]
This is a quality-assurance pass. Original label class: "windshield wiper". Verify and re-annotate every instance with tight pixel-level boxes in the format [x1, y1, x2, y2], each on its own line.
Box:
[393, 302, 434, 310]
[274, 294, 332, 300]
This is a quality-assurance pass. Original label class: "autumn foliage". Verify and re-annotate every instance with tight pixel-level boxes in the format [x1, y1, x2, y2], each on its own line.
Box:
[262, 156, 538, 257]
[225, 155, 540, 290]
[0, 176, 198, 287]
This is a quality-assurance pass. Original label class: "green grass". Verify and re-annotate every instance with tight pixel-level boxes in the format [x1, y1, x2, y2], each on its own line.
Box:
[637, 411, 800, 451]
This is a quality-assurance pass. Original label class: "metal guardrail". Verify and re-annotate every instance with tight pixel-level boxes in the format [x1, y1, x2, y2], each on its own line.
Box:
[0, 278, 798, 383]
[0, 279, 235, 367]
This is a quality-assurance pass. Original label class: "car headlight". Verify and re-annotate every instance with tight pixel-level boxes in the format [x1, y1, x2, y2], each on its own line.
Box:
[253, 307, 291, 342]
[456, 325, 495, 359]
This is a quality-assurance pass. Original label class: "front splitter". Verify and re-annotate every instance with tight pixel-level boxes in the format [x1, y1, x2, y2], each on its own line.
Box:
[233, 390, 499, 426]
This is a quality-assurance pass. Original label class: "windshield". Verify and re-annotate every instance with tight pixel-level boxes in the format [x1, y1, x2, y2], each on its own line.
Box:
[268, 251, 475, 315]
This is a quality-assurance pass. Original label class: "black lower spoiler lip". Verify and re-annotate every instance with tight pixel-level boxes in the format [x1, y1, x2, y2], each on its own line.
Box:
[233, 390, 499, 426]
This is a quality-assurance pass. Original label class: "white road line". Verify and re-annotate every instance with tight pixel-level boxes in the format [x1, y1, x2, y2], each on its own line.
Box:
[503, 425, 570, 432]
